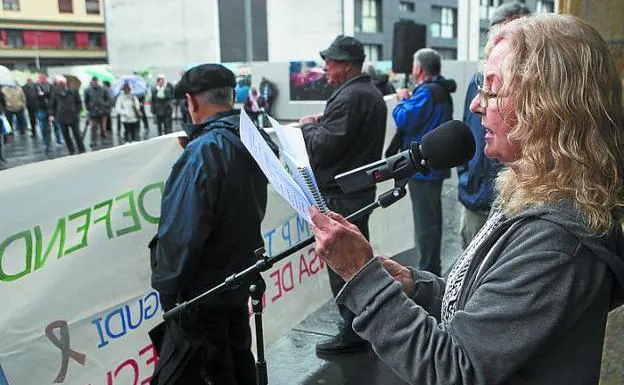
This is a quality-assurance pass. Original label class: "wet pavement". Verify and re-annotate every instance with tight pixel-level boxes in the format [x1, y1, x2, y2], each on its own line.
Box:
[0, 118, 184, 171]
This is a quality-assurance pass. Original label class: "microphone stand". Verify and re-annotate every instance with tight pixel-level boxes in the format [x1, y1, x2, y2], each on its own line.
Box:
[162, 179, 409, 385]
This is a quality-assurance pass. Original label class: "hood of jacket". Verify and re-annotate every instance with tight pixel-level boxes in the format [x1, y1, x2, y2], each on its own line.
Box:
[508, 201, 624, 310]
[433, 76, 457, 93]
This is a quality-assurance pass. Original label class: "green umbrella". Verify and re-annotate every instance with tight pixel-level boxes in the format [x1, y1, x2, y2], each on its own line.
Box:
[85, 67, 115, 83]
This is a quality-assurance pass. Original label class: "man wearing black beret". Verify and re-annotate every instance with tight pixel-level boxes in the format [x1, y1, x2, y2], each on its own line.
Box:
[150, 63, 267, 385]
[299, 35, 387, 355]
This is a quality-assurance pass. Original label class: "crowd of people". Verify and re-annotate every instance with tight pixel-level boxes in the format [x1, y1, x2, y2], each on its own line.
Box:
[0, 72, 279, 167]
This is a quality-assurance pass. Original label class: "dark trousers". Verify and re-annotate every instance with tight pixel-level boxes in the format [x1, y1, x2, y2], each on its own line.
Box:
[408, 179, 443, 276]
[325, 190, 375, 332]
[60, 121, 86, 155]
[105, 112, 112, 132]
[139, 102, 149, 130]
[123, 122, 140, 142]
[152, 306, 257, 385]
[27, 108, 37, 136]
[6, 110, 27, 134]
[156, 114, 172, 135]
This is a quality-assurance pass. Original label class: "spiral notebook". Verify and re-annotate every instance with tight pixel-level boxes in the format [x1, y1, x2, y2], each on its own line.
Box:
[239, 110, 327, 223]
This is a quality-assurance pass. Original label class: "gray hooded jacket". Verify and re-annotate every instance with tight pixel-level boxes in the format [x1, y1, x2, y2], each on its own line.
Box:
[337, 202, 624, 385]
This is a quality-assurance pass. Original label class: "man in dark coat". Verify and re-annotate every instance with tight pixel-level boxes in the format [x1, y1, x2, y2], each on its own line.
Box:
[83, 77, 110, 146]
[151, 74, 174, 135]
[299, 35, 387, 354]
[150, 64, 268, 385]
[258, 76, 277, 116]
[22, 78, 39, 137]
[49, 76, 85, 155]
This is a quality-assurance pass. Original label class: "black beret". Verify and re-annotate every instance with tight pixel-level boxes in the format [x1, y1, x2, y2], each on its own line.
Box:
[173, 63, 236, 99]
[320, 35, 366, 62]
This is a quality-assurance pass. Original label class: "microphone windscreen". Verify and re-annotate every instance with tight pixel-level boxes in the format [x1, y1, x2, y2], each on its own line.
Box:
[420, 120, 476, 169]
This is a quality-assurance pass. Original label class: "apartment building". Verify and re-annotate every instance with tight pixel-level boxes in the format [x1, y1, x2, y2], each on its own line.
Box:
[0, 0, 106, 70]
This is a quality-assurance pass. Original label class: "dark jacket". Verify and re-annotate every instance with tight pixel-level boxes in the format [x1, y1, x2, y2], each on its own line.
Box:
[22, 83, 38, 109]
[84, 85, 110, 117]
[34, 82, 52, 112]
[151, 83, 174, 117]
[49, 88, 82, 126]
[259, 78, 277, 113]
[457, 74, 500, 212]
[302, 74, 387, 195]
[392, 76, 456, 181]
[151, 110, 268, 309]
[338, 201, 624, 385]
[373, 73, 396, 96]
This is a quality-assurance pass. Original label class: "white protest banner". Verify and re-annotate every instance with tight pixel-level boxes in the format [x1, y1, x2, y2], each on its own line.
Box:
[0, 133, 331, 385]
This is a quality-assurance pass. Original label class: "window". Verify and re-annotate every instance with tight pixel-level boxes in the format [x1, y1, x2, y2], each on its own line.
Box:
[61, 31, 76, 48]
[434, 47, 457, 60]
[536, 0, 554, 13]
[4, 29, 24, 48]
[480, 0, 501, 20]
[431, 7, 457, 39]
[88, 32, 102, 48]
[399, 1, 415, 12]
[58, 0, 73, 13]
[355, 0, 381, 33]
[3, 0, 19, 11]
[85, 0, 99, 14]
[363, 44, 381, 61]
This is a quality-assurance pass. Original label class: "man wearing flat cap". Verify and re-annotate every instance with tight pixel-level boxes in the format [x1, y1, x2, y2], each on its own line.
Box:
[299, 35, 387, 355]
[150, 63, 268, 385]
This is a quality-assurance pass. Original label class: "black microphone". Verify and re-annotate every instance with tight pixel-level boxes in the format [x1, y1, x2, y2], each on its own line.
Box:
[335, 120, 476, 194]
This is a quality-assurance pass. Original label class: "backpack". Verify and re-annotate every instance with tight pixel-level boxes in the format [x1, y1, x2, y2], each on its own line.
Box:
[2, 86, 25, 112]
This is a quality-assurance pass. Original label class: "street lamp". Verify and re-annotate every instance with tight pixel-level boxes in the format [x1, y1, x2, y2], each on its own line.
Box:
[35, 31, 41, 70]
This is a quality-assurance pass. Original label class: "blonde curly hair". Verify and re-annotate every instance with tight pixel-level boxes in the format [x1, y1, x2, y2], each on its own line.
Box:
[486, 14, 624, 234]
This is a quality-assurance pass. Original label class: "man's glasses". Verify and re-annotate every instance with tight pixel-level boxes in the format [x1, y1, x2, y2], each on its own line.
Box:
[475, 71, 497, 109]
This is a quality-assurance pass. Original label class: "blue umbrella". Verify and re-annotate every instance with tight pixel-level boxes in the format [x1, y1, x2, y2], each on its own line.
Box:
[112, 75, 148, 96]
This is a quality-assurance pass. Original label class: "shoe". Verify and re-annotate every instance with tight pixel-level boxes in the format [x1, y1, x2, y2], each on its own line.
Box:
[316, 329, 368, 355]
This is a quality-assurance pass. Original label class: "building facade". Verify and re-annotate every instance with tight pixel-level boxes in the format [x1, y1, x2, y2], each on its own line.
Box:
[104, 0, 556, 74]
[0, 0, 106, 70]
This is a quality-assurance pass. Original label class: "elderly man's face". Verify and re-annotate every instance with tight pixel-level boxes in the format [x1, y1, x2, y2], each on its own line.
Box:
[323, 59, 352, 87]
[469, 39, 520, 164]
[38, 74, 47, 84]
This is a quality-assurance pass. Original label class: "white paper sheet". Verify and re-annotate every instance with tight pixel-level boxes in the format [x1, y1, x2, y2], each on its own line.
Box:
[239, 110, 313, 222]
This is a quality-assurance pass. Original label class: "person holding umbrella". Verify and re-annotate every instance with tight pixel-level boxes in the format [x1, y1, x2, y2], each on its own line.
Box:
[115, 82, 142, 142]
[113, 74, 149, 138]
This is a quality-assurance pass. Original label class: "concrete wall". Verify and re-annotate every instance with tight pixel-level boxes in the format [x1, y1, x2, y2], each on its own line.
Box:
[105, 0, 221, 71]
[265, 0, 343, 62]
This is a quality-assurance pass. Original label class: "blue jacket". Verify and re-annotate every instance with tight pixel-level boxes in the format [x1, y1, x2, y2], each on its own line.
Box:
[457, 75, 500, 212]
[151, 110, 268, 309]
[392, 76, 455, 181]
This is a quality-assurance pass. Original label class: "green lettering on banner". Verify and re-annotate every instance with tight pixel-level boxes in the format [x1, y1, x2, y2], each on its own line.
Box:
[138, 182, 164, 224]
[93, 199, 115, 239]
[34, 218, 67, 270]
[65, 208, 92, 255]
[115, 191, 142, 236]
[0, 231, 33, 282]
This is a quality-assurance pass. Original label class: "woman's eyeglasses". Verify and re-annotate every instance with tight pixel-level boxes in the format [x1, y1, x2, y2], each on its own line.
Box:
[475, 71, 497, 108]
[477, 87, 498, 109]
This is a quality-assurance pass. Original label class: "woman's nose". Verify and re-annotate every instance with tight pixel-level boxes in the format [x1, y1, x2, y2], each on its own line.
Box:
[469, 93, 483, 115]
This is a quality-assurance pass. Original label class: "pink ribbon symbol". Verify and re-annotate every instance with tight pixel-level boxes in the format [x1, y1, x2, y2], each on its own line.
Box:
[45, 320, 87, 383]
